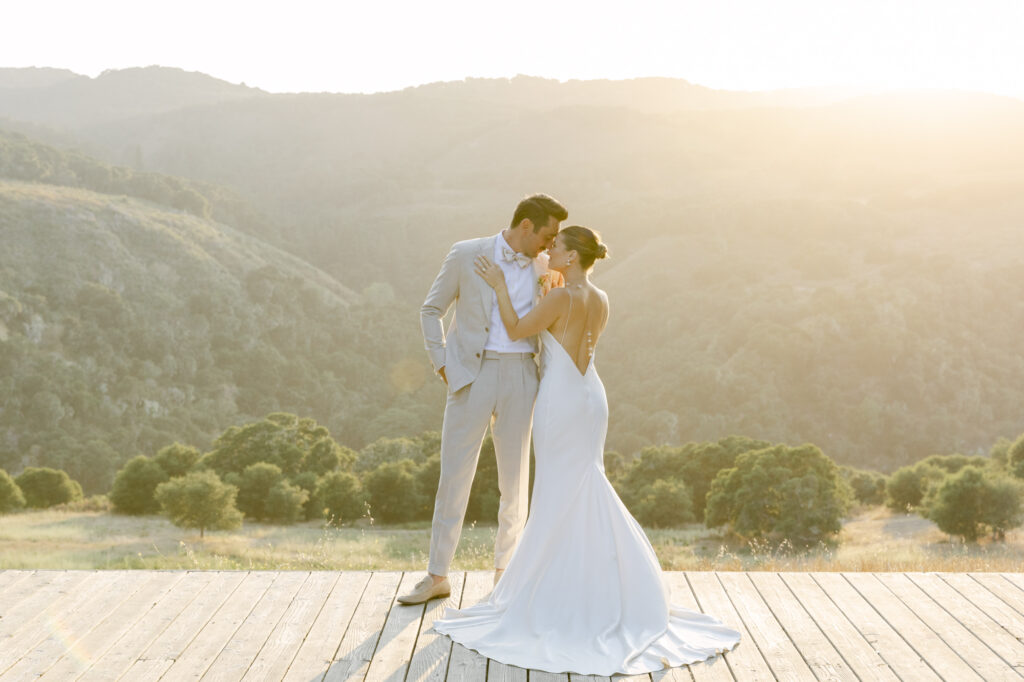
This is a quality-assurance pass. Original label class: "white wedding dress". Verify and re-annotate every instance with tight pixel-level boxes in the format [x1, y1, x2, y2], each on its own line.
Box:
[432, 329, 741, 675]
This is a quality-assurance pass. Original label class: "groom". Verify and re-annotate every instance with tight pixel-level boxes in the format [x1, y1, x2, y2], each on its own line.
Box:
[398, 194, 567, 605]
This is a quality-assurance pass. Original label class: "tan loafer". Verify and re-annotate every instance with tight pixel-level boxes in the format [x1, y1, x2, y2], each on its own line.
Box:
[397, 575, 450, 605]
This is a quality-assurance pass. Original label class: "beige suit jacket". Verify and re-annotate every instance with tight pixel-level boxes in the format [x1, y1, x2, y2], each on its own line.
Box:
[421, 235, 548, 393]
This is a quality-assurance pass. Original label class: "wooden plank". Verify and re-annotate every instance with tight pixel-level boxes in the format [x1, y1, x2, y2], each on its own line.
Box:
[0, 570, 31, 597]
[121, 571, 247, 680]
[242, 572, 340, 681]
[944, 573, 1024, 639]
[911, 573, 1024, 673]
[36, 571, 188, 680]
[969, 574, 1024, 617]
[0, 571, 124, 674]
[529, 669, 571, 682]
[748, 571, 857, 681]
[363, 572, 433, 682]
[1001, 573, 1024, 594]
[811, 573, 941, 681]
[321, 571, 402, 682]
[444, 571, 491, 682]
[281, 572, 371, 682]
[0, 570, 153, 680]
[81, 571, 216, 681]
[778, 573, 898, 681]
[841, 573, 982, 680]
[405, 571, 467, 682]
[201, 571, 310, 681]
[568, 673, 612, 682]
[664, 572, 726, 682]
[0, 570, 92, 637]
[685, 572, 773, 681]
[160, 571, 277, 680]
[716, 571, 814, 679]
[875, 572, 1021, 679]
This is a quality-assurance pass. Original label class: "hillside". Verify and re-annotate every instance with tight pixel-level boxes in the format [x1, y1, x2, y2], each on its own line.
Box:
[0, 180, 444, 494]
[0, 66, 266, 129]
[1, 70, 1023, 472]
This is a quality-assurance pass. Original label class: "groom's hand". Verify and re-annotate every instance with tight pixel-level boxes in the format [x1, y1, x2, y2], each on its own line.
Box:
[438, 367, 448, 385]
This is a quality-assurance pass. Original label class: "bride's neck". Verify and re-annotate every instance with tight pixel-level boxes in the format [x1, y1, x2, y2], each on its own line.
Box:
[564, 270, 589, 289]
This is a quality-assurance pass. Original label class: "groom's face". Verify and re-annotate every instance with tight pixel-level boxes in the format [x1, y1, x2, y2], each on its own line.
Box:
[522, 216, 561, 258]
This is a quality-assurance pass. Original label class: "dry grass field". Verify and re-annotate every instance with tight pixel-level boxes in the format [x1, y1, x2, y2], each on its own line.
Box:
[3, 504, 1023, 572]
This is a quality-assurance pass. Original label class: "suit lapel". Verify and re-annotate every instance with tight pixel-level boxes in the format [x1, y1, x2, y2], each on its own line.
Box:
[477, 236, 498, 318]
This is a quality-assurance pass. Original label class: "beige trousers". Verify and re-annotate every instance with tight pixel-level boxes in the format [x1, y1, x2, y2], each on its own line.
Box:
[428, 353, 538, 577]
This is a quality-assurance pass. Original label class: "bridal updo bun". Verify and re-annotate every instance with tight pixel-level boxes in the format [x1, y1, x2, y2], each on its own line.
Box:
[560, 225, 609, 269]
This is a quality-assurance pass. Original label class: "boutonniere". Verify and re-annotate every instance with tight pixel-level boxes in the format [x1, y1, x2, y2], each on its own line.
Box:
[537, 270, 565, 297]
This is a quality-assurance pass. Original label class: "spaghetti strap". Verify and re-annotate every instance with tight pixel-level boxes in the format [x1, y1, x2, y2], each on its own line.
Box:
[561, 288, 573, 347]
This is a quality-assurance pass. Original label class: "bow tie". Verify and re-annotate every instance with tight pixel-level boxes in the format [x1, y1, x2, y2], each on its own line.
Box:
[501, 246, 532, 269]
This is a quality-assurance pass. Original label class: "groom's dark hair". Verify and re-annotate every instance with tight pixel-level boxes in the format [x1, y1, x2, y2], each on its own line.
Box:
[511, 194, 568, 231]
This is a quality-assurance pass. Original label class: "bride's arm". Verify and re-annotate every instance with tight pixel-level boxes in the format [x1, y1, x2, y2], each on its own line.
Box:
[475, 255, 565, 341]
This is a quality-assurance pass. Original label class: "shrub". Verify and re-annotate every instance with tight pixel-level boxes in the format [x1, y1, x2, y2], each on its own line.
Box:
[0, 468, 26, 513]
[110, 455, 169, 514]
[316, 471, 366, 524]
[14, 467, 83, 508]
[153, 443, 201, 478]
[1008, 434, 1024, 479]
[228, 462, 285, 521]
[155, 470, 243, 537]
[364, 459, 422, 523]
[917, 453, 990, 474]
[885, 463, 945, 512]
[618, 436, 771, 523]
[633, 479, 695, 528]
[264, 481, 309, 525]
[202, 413, 343, 477]
[840, 466, 887, 506]
[290, 471, 323, 520]
[705, 444, 845, 546]
[924, 467, 1024, 542]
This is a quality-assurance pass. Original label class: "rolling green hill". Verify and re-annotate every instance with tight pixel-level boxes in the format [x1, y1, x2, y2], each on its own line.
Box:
[0, 180, 444, 494]
[2, 69, 1023, 477]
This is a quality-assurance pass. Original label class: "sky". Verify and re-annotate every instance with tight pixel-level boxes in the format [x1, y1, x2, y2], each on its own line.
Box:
[2, 0, 1023, 97]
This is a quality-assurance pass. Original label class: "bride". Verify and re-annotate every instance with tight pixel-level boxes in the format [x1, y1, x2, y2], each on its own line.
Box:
[432, 226, 741, 675]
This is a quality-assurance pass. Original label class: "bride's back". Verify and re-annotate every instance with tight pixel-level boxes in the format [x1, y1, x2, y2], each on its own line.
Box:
[548, 284, 608, 374]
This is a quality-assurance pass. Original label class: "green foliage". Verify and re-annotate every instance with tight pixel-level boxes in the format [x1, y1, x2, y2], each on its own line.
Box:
[840, 466, 887, 506]
[204, 413, 349, 478]
[923, 467, 1024, 542]
[989, 437, 1013, 469]
[364, 459, 423, 523]
[885, 464, 946, 512]
[917, 453, 990, 474]
[618, 436, 771, 522]
[355, 434, 436, 473]
[14, 467, 83, 508]
[228, 462, 292, 522]
[705, 444, 845, 546]
[153, 443, 200, 478]
[305, 439, 354, 475]
[109, 455, 169, 514]
[264, 480, 309, 525]
[316, 471, 366, 524]
[632, 479, 695, 528]
[1008, 434, 1024, 479]
[154, 470, 243, 537]
[0, 468, 26, 513]
[290, 471, 323, 521]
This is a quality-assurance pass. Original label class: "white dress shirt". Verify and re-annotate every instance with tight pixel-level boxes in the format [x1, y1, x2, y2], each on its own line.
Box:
[485, 232, 537, 353]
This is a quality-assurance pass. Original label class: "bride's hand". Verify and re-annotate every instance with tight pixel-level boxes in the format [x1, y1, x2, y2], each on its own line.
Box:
[474, 255, 506, 290]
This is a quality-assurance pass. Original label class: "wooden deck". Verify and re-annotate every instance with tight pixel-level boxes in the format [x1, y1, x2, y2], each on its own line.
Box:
[1, 571, 1023, 681]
